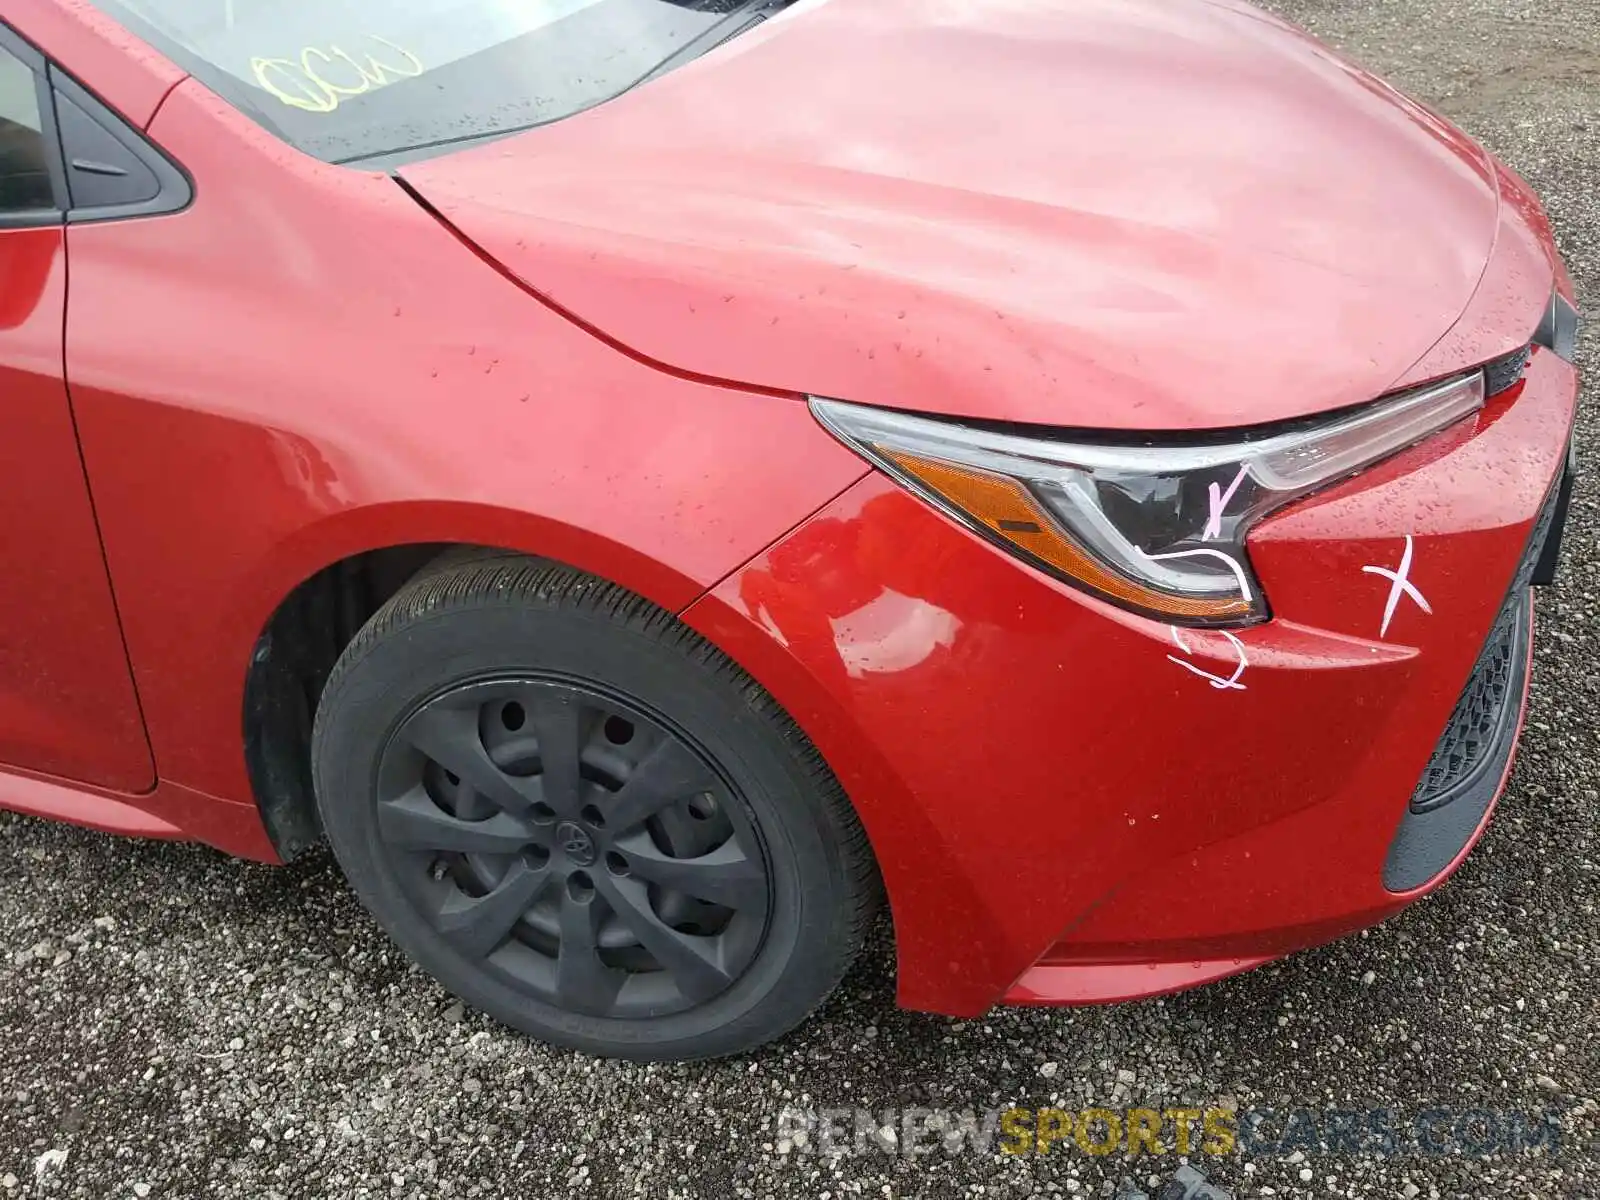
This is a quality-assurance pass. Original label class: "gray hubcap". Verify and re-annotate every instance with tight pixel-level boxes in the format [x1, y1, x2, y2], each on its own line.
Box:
[373, 677, 772, 1019]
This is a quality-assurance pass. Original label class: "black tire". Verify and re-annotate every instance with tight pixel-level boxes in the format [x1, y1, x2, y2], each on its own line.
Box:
[311, 556, 877, 1060]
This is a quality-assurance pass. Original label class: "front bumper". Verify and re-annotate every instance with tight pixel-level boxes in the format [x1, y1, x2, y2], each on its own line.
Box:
[1382, 456, 1568, 891]
[687, 346, 1578, 1017]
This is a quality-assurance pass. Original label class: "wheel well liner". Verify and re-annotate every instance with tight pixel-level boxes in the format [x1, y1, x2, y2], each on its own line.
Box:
[243, 543, 478, 859]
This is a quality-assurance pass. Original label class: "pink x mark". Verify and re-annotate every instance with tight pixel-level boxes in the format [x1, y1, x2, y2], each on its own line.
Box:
[1203, 464, 1250, 541]
[1362, 535, 1433, 638]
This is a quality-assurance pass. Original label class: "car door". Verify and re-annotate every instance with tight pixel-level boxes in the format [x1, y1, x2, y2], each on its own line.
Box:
[0, 22, 153, 792]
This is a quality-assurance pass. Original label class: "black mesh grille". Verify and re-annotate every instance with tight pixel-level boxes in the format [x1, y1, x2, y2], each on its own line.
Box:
[1409, 481, 1559, 811]
[1484, 344, 1531, 396]
[1410, 590, 1527, 810]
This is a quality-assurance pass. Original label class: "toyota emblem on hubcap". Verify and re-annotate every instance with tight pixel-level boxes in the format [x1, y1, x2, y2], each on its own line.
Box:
[555, 820, 597, 866]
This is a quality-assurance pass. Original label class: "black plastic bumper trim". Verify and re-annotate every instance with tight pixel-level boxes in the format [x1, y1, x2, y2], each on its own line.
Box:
[1383, 588, 1531, 892]
[1532, 445, 1575, 586]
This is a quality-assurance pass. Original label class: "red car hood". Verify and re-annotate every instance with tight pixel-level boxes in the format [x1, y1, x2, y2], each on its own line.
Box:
[401, 0, 1508, 429]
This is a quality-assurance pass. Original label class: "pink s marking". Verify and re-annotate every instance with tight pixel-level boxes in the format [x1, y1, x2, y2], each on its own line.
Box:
[1167, 626, 1248, 691]
[1203, 464, 1250, 541]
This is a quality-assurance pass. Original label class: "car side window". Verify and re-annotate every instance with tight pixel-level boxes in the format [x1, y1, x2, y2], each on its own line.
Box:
[0, 44, 51, 214]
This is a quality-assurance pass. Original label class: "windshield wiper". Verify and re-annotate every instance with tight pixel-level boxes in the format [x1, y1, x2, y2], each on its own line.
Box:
[625, 0, 782, 91]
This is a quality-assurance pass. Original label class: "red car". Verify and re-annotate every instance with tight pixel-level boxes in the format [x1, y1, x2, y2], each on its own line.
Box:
[0, 0, 1579, 1059]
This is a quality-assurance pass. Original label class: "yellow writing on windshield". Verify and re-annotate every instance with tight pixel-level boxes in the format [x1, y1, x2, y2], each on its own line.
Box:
[251, 35, 424, 114]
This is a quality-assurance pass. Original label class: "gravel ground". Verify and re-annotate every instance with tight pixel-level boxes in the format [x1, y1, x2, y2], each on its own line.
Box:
[1, 2, 1597, 1198]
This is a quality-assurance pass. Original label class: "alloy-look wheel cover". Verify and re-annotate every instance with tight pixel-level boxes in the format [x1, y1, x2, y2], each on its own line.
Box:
[372, 676, 773, 1019]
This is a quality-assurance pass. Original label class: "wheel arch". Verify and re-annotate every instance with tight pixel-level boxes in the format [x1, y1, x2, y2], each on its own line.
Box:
[237, 499, 719, 861]
[238, 502, 909, 1018]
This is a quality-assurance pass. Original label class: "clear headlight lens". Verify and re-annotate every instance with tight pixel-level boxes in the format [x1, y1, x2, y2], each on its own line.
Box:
[811, 371, 1485, 627]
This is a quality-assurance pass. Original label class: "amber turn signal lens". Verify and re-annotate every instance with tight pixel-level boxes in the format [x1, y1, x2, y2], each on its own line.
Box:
[879, 449, 1254, 621]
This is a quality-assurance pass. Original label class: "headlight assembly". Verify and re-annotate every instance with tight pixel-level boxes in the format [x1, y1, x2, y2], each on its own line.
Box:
[811, 371, 1485, 627]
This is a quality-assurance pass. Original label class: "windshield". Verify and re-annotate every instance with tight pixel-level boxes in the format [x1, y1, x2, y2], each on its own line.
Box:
[87, 0, 780, 164]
